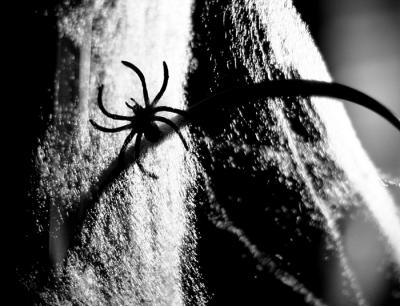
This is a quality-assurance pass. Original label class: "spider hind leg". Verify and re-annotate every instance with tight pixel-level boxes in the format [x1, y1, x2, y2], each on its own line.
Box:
[133, 132, 158, 179]
[153, 116, 189, 150]
[117, 130, 157, 179]
[118, 130, 137, 161]
[136, 161, 158, 179]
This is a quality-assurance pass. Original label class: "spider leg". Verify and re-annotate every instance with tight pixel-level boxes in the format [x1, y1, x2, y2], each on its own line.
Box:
[152, 116, 189, 150]
[118, 129, 137, 160]
[152, 106, 188, 118]
[121, 61, 150, 106]
[130, 97, 140, 105]
[125, 98, 142, 112]
[96, 85, 132, 121]
[133, 131, 143, 159]
[133, 132, 158, 179]
[151, 61, 169, 106]
[125, 101, 135, 110]
[90, 120, 132, 133]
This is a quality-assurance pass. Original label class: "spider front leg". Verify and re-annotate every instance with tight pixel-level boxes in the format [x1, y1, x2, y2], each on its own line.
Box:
[125, 98, 141, 113]
[151, 61, 169, 106]
[96, 85, 132, 121]
[90, 120, 133, 133]
[121, 61, 150, 106]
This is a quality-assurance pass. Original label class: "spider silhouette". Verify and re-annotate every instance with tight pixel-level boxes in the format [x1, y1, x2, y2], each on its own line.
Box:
[90, 61, 188, 174]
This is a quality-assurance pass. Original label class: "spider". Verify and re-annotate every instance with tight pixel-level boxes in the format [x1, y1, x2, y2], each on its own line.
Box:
[90, 60, 188, 173]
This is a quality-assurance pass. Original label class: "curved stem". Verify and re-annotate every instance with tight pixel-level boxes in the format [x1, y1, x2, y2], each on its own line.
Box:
[187, 80, 400, 133]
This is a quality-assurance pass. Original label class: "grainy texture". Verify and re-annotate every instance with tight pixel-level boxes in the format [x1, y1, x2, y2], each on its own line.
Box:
[186, 0, 400, 304]
[15, 0, 400, 305]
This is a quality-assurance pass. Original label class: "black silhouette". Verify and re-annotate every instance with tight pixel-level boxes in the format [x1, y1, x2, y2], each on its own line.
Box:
[90, 61, 189, 174]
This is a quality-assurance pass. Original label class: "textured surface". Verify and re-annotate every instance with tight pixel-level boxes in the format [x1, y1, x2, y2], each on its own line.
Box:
[186, 1, 400, 304]
[15, 0, 400, 305]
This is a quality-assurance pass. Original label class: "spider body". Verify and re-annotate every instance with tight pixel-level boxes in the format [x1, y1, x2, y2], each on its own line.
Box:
[90, 61, 188, 173]
[142, 122, 162, 143]
[129, 103, 162, 143]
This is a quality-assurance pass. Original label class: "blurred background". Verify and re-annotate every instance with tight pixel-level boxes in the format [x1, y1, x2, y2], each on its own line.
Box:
[295, 0, 400, 179]
[294, 2, 400, 305]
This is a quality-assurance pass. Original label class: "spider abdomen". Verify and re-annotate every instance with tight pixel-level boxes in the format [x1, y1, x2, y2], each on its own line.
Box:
[144, 122, 162, 143]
